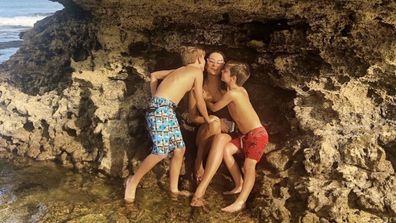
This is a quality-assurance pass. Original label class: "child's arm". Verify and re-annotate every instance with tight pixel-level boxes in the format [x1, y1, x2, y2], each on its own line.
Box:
[187, 90, 206, 124]
[193, 72, 212, 123]
[150, 69, 175, 96]
[207, 91, 235, 112]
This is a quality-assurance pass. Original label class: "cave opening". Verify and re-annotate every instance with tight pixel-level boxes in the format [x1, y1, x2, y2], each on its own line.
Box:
[128, 18, 317, 147]
[122, 17, 328, 219]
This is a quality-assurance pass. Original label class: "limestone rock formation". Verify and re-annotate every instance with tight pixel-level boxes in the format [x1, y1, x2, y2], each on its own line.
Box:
[0, 0, 396, 222]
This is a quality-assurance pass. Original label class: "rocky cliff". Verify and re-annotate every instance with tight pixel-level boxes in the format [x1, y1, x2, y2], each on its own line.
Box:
[0, 0, 396, 222]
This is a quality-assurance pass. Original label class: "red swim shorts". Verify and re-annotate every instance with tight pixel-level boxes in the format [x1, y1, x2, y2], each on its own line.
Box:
[230, 126, 268, 162]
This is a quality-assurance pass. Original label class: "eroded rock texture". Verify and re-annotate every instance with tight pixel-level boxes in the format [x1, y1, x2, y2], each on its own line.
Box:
[0, 0, 396, 222]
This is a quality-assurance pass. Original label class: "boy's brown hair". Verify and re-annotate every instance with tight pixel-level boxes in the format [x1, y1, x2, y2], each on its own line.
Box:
[180, 46, 206, 65]
[225, 61, 250, 86]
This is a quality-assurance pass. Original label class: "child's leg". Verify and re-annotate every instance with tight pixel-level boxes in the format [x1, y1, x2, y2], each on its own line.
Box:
[222, 158, 257, 212]
[169, 147, 190, 196]
[193, 133, 231, 199]
[223, 142, 243, 195]
[124, 153, 166, 202]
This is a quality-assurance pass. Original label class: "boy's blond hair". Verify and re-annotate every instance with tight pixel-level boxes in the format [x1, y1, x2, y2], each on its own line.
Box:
[180, 46, 206, 65]
[225, 61, 250, 86]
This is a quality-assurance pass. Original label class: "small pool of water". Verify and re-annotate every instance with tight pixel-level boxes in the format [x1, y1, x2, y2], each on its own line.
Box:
[0, 159, 257, 222]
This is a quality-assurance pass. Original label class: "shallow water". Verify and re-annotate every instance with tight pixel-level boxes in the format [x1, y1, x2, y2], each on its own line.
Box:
[0, 159, 257, 222]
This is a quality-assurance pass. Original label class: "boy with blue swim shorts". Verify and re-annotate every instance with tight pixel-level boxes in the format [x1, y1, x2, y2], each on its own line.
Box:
[124, 46, 217, 203]
[146, 96, 184, 155]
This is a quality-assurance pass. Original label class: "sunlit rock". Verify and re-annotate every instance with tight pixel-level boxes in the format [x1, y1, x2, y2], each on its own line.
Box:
[0, 0, 395, 221]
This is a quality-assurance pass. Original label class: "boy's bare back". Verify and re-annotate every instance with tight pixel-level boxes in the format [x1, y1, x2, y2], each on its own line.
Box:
[226, 87, 262, 134]
[155, 66, 203, 105]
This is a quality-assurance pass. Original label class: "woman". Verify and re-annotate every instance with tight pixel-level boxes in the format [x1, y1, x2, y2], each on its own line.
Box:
[184, 51, 234, 182]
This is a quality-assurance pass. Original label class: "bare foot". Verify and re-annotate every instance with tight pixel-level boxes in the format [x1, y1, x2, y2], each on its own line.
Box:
[125, 200, 136, 208]
[190, 196, 205, 207]
[124, 176, 136, 203]
[221, 201, 246, 213]
[195, 166, 205, 183]
[171, 190, 193, 197]
[223, 186, 242, 195]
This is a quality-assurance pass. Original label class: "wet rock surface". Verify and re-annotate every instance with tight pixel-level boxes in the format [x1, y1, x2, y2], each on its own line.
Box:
[0, 0, 396, 222]
[0, 158, 256, 222]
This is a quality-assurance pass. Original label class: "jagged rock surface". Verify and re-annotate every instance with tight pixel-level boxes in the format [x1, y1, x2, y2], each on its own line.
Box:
[0, 0, 396, 222]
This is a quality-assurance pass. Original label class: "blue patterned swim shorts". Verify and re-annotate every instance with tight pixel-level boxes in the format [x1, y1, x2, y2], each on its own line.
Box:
[145, 96, 185, 155]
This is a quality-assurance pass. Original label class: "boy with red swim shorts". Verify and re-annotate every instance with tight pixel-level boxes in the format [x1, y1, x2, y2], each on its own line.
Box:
[206, 61, 268, 212]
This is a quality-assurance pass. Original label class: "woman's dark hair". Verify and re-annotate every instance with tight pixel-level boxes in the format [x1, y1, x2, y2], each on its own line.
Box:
[205, 50, 227, 62]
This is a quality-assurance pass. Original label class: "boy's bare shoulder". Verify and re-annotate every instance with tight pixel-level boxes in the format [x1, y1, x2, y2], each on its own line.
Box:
[172, 66, 196, 76]
[227, 87, 248, 99]
[224, 89, 239, 98]
[172, 66, 185, 73]
[183, 66, 202, 74]
[240, 87, 249, 96]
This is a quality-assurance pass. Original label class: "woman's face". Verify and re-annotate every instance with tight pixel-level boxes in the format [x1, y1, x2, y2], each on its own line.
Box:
[205, 52, 225, 76]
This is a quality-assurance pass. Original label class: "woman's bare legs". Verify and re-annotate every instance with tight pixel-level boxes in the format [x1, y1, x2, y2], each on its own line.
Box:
[191, 133, 231, 206]
[194, 117, 221, 181]
[194, 124, 210, 181]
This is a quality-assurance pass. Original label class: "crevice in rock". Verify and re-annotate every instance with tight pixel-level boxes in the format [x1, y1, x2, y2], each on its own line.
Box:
[127, 41, 150, 57]
[340, 13, 355, 37]
[348, 190, 359, 209]
[75, 80, 101, 154]
[23, 121, 35, 132]
[381, 103, 396, 121]
[379, 139, 396, 170]
[123, 67, 146, 96]
[66, 111, 73, 119]
[285, 186, 308, 221]
[0, 134, 13, 144]
[64, 127, 77, 137]
[242, 19, 292, 45]
[367, 88, 384, 105]
[40, 120, 50, 140]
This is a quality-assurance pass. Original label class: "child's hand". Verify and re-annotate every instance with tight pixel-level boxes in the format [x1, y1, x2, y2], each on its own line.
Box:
[221, 118, 234, 133]
[208, 116, 219, 123]
[203, 91, 213, 102]
[181, 112, 193, 123]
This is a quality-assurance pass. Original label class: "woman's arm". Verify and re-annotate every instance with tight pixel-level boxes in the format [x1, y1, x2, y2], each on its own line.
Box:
[150, 69, 175, 96]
